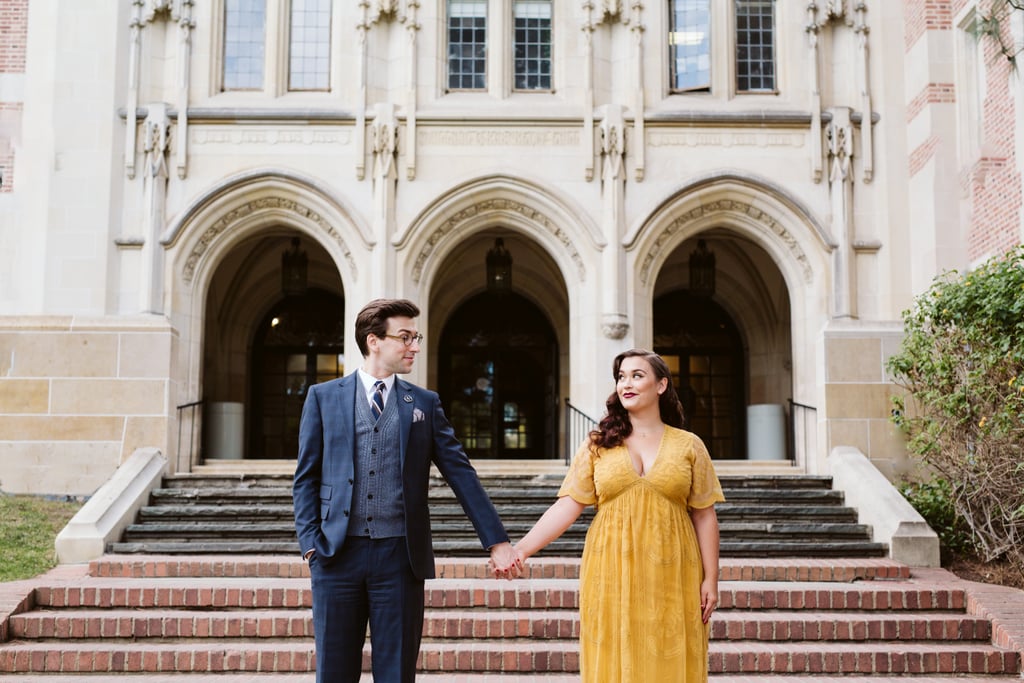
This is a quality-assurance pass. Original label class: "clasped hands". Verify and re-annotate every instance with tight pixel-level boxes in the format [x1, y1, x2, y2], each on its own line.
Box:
[487, 541, 526, 580]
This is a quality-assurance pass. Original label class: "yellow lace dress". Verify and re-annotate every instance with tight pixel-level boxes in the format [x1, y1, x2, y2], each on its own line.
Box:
[558, 427, 725, 682]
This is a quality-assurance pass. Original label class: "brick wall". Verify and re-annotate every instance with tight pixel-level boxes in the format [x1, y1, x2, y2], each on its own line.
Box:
[905, 0, 1022, 261]
[0, 0, 28, 73]
[904, 0, 954, 50]
[0, 0, 28, 193]
[967, 9, 1022, 260]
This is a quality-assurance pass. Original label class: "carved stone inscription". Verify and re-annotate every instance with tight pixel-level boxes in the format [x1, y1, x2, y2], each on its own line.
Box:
[190, 127, 351, 147]
[648, 131, 805, 148]
[419, 128, 580, 147]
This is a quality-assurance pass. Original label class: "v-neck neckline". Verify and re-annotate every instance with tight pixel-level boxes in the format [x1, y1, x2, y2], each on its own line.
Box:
[625, 428, 666, 478]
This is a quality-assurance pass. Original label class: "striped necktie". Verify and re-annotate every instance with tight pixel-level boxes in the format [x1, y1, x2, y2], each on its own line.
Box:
[371, 380, 386, 418]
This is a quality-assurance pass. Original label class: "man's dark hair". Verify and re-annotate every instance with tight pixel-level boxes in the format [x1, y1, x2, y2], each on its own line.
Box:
[355, 298, 421, 357]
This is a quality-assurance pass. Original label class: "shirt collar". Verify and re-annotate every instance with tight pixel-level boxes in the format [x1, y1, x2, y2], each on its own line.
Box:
[357, 368, 396, 395]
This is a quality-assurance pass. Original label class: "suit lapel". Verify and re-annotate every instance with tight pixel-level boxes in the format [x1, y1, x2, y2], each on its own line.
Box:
[395, 379, 415, 467]
[334, 373, 359, 459]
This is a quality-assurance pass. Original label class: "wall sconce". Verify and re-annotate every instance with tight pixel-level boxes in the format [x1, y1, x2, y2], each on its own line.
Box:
[281, 237, 308, 296]
[486, 238, 512, 292]
[689, 239, 715, 296]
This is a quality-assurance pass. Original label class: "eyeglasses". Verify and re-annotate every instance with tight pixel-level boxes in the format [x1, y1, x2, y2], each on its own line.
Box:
[383, 333, 424, 347]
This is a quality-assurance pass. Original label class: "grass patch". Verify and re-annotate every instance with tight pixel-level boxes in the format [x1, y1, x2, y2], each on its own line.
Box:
[0, 494, 81, 582]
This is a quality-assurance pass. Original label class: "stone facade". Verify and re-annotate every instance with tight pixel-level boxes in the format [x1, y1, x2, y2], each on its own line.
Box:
[0, 1, 1021, 495]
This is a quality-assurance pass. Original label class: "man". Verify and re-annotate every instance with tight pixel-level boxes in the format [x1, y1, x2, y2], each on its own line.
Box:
[293, 298, 521, 682]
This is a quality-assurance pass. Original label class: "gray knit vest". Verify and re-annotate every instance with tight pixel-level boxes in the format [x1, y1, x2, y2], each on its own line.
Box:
[347, 383, 405, 538]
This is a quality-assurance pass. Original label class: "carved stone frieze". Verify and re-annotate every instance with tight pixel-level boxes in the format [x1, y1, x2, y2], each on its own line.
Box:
[182, 197, 357, 283]
[418, 128, 579, 147]
[638, 199, 813, 285]
[190, 127, 350, 146]
[412, 199, 585, 284]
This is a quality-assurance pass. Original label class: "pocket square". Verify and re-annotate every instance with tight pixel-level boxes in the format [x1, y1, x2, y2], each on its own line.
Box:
[412, 408, 425, 422]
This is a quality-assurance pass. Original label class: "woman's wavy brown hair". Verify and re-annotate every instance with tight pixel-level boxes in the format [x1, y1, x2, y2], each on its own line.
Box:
[590, 349, 686, 450]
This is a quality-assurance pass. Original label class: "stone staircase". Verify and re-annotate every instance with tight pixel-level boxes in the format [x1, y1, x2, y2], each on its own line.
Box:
[109, 470, 887, 558]
[1, 555, 1022, 680]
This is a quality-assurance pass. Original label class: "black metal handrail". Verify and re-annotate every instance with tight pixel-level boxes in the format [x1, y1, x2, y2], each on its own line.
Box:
[564, 398, 598, 464]
[788, 399, 817, 463]
[176, 399, 203, 472]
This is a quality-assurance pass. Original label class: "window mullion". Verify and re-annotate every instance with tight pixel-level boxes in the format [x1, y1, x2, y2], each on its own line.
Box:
[266, 0, 285, 96]
[490, 0, 507, 98]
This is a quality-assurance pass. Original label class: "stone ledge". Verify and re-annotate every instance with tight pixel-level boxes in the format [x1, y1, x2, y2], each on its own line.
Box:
[828, 445, 940, 567]
[55, 448, 167, 563]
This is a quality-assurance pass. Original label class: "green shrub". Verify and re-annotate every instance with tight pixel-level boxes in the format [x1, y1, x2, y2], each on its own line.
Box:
[898, 478, 974, 560]
[887, 244, 1024, 580]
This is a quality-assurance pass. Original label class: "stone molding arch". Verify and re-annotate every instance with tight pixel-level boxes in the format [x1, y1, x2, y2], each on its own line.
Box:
[164, 169, 370, 288]
[627, 174, 832, 290]
[397, 175, 603, 290]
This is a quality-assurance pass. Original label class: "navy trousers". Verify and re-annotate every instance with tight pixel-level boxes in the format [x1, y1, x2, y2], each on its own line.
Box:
[309, 536, 425, 683]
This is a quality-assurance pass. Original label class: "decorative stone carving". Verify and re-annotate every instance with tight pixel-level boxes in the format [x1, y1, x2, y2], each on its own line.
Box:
[826, 118, 853, 184]
[638, 199, 814, 285]
[182, 197, 357, 283]
[143, 104, 171, 180]
[600, 108, 625, 183]
[412, 199, 586, 284]
[601, 314, 630, 340]
[371, 104, 398, 182]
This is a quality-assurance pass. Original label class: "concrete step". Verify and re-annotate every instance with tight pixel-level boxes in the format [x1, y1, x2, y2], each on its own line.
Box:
[109, 538, 888, 558]
[118, 471, 883, 559]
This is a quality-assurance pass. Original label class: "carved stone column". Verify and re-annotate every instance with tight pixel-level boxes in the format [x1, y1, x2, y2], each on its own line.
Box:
[402, 2, 420, 180]
[628, 1, 645, 182]
[174, 0, 195, 179]
[600, 104, 629, 339]
[125, 1, 144, 179]
[141, 103, 171, 314]
[371, 102, 399, 294]
[826, 107, 855, 319]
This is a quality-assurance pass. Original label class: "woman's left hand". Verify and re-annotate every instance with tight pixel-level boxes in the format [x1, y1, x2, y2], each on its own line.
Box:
[700, 577, 718, 624]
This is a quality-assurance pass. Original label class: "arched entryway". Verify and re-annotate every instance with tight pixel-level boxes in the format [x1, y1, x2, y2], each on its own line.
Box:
[248, 288, 345, 459]
[438, 291, 558, 459]
[654, 290, 746, 460]
[199, 232, 345, 462]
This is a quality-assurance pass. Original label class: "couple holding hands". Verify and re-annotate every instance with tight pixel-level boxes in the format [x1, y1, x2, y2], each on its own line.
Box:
[293, 298, 724, 683]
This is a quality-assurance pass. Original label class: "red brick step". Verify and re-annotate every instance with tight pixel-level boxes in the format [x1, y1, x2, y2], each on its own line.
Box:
[1, 557, 1020, 679]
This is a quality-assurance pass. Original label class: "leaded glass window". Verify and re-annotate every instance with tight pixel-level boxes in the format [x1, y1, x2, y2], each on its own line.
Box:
[448, 0, 488, 90]
[289, 0, 331, 91]
[736, 0, 775, 92]
[223, 0, 266, 90]
[513, 1, 552, 91]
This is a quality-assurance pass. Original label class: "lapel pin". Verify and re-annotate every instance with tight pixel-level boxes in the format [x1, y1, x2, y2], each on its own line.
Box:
[403, 395, 413, 403]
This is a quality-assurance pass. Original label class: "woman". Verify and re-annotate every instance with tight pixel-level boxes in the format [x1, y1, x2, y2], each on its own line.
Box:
[512, 349, 724, 682]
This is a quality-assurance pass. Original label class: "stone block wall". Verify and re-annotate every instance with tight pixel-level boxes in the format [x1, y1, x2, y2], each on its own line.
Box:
[0, 316, 175, 496]
[822, 322, 912, 480]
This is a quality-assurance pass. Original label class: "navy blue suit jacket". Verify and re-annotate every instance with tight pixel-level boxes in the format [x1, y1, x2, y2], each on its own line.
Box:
[293, 373, 509, 580]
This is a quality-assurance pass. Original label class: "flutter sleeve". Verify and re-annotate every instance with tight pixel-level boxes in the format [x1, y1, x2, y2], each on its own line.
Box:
[687, 432, 726, 510]
[557, 439, 598, 506]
